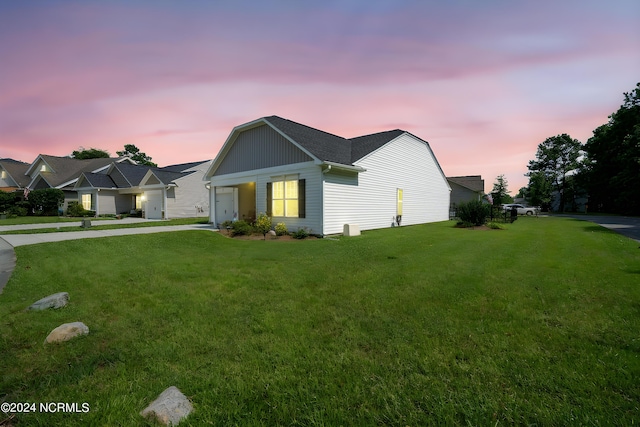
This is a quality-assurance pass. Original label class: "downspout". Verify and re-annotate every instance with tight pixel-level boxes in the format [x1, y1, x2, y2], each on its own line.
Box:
[95, 189, 100, 217]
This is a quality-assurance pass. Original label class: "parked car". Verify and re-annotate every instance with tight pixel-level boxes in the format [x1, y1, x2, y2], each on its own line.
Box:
[501, 204, 540, 216]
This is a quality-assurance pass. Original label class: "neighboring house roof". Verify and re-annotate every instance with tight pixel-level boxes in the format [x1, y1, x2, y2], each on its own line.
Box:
[447, 176, 485, 193]
[25, 155, 133, 189]
[143, 169, 194, 186]
[160, 160, 211, 173]
[0, 158, 31, 188]
[109, 162, 155, 187]
[76, 160, 207, 190]
[206, 116, 441, 178]
[78, 173, 118, 188]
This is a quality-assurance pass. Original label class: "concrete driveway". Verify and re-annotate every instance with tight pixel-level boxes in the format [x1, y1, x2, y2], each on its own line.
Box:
[554, 214, 640, 243]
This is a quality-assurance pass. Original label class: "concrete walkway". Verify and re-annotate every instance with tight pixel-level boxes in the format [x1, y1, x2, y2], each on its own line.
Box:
[0, 219, 218, 294]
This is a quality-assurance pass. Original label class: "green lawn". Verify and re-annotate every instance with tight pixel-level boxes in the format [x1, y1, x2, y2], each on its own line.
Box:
[1, 217, 638, 425]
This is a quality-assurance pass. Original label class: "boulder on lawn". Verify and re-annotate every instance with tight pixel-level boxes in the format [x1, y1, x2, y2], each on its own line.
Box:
[45, 322, 89, 344]
[140, 386, 193, 426]
[28, 292, 69, 311]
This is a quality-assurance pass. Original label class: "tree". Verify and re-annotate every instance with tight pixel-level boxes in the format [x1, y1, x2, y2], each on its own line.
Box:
[524, 171, 553, 211]
[71, 147, 110, 159]
[491, 174, 511, 206]
[254, 213, 272, 240]
[582, 82, 640, 215]
[527, 134, 582, 212]
[116, 144, 157, 166]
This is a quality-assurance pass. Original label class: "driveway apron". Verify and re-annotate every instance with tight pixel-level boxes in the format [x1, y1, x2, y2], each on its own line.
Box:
[555, 214, 640, 243]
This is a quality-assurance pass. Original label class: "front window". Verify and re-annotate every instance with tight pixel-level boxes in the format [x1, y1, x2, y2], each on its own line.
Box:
[272, 175, 298, 217]
[82, 194, 92, 210]
[135, 195, 142, 210]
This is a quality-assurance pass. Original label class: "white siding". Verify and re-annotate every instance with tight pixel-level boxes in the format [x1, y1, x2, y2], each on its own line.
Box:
[210, 161, 323, 234]
[164, 161, 212, 219]
[323, 133, 450, 234]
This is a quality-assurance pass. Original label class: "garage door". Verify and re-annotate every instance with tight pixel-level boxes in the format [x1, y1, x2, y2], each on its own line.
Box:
[145, 191, 163, 219]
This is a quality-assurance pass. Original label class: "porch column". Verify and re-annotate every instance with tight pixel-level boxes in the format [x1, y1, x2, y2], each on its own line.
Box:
[210, 185, 216, 227]
[163, 187, 168, 220]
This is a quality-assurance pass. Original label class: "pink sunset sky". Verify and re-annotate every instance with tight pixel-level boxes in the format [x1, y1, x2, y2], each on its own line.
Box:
[1, 1, 639, 193]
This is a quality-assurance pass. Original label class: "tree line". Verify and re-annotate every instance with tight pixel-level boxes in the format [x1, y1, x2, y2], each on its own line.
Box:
[72, 144, 156, 167]
[520, 82, 639, 215]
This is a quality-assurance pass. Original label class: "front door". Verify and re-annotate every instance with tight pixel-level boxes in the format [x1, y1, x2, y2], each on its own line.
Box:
[215, 187, 238, 224]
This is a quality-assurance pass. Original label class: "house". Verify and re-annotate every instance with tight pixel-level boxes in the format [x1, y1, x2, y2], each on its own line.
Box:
[0, 159, 31, 193]
[204, 116, 451, 235]
[447, 175, 485, 207]
[22, 155, 134, 209]
[75, 160, 212, 219]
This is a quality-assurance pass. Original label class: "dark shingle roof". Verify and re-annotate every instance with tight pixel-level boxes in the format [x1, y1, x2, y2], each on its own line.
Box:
[160, 161, 210, 173]
[27, 155, 121, 188]
[0, 158, 31, 188]
[348, 130, 406, 163]
[111, 163, 155, 186]
[82, 173, 117, 188]
[263, 116, 406, 165]
[263, 116, 353, 164]
[447, 176, 484, 192]
[151, 169, 194, 184]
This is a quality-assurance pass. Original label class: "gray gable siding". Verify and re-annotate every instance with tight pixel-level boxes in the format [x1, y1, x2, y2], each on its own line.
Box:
[214, 124, 313, 176]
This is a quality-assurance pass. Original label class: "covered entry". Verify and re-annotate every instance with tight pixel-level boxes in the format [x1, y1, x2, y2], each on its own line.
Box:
[213, 183, 256, 226]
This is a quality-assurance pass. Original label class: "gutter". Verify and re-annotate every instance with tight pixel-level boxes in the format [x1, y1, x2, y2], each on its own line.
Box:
[321, 162, 366, 174]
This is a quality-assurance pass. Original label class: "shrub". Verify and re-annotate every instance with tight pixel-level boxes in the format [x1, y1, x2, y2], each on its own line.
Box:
[67, 201, 86, 217]
[487, 222, 505, 230]
[275, 222, 288, 236]
[230, 220, 253, 236]
[457, 200, 489, 226]
[7, 205, 27, 217]
[254, 213, 272, 240]
[292, 227, 309, 239]
[27, 188, 65, 216]
[0, 191, 15, 213]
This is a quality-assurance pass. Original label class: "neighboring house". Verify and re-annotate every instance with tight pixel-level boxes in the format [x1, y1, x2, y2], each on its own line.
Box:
[447, 175, 485, 206]
[75, 160, 212, 219]
[204, 116, 451, 235]
[0, 159, 31, 193]
[23, 155, 134, 209]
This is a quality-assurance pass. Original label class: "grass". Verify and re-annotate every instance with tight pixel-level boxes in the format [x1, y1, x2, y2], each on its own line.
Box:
[0, 217, 639, 425]
[0, 217, 210, 234]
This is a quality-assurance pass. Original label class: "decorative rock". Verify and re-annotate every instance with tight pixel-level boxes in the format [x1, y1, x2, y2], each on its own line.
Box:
[268, 230, 276, 236]
[28, 292, 69, 311]
[141, 386, 193, 426]
[45, 322, 89, 344]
